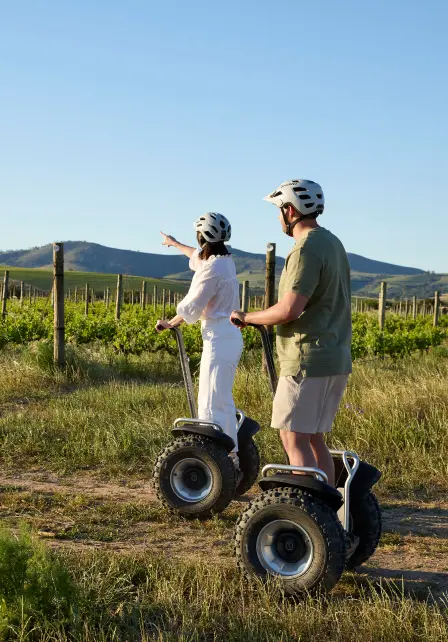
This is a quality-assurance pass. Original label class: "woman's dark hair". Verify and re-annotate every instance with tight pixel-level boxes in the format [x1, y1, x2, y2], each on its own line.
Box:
[197, 232, 230, 261]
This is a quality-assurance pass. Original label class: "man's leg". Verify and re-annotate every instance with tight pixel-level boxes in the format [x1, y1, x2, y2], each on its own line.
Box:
[280, 430, 317, 471]
[310, 433, 335, 486]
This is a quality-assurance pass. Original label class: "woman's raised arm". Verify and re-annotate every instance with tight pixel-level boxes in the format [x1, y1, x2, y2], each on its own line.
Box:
[160, 232, 196, 259]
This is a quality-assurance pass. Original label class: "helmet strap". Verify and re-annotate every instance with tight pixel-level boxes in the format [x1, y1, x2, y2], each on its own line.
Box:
[282, 209, 302, 237]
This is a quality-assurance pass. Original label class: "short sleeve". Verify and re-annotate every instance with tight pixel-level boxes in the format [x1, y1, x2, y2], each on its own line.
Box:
[189, 249, 202, 272]
[282, 247, 322, 298]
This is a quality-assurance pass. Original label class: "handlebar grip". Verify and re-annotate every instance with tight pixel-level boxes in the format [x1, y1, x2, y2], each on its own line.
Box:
[231, 318, 263, 329]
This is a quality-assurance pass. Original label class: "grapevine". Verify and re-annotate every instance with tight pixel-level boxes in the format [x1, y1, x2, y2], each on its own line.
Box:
[0, 300, 446, 361]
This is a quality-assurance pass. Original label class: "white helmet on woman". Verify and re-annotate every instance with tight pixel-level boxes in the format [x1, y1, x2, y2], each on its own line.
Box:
[263, 179, 325, 218]
[194, 212, 231, 243]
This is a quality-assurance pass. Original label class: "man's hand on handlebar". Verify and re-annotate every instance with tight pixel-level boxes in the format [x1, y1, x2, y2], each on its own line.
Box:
[155, 319, 173, 333]
[230, 310, 248, 328]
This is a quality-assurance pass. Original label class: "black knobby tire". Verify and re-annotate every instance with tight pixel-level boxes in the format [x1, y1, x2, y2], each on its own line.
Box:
[153, 435, 237, 519]
[236, 439, 260, 496]
[346, 491, 382, 570]
[235, 487, 346, 596]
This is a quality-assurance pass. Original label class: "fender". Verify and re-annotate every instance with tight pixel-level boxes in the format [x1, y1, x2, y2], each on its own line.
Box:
[334, 459, 382, 499]
[258, 474, 343, 512]
[171, 425, 235, 452]
[237, 416, 261, 448]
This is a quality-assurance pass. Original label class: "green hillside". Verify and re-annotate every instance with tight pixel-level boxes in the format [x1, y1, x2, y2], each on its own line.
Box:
[0, 266, 188, 295]
[0, 240, 446, 298]
[353, 272, 448, 298]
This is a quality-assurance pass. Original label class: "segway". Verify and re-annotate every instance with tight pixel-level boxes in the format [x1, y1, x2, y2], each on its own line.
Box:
[153, 325, 261, 519]
[233, 323, 382, 595]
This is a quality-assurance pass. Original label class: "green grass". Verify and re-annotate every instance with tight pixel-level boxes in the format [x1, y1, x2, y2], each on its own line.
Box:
[0, 265, 188, 296]
[0, 345, 448, 639]
[0, 528, 446, 641]
[0, 344, 447, 496]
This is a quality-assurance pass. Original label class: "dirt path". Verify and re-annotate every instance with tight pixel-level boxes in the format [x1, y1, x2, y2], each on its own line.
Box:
[1, 471, 447, 598]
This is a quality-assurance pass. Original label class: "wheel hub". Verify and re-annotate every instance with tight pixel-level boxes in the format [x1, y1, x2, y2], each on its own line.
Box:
[256, 519, 314, 577]
[183, 467, 207, 490]
[275, 530, 306, 563]
[170, 458, 213, 503]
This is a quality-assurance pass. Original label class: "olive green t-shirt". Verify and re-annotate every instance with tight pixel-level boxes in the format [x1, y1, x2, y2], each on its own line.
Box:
[276, 227, 352, 377]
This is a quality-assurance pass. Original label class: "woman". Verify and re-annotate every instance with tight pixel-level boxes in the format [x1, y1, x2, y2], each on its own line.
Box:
[156, 213, 243, 467]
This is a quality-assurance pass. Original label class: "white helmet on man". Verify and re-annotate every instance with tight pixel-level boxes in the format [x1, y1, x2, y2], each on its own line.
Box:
[263, 179, 325, 218]
[194, 212, 231, 243]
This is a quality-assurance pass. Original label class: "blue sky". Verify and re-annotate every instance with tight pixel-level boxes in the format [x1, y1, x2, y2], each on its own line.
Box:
[1, 0, 447, 271]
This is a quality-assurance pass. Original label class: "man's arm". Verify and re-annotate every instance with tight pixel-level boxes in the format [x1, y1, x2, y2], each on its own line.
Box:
[231, 291, 309, 326]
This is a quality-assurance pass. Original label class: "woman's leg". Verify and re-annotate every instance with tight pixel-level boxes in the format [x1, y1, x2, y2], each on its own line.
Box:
[197, 327, 242, 452]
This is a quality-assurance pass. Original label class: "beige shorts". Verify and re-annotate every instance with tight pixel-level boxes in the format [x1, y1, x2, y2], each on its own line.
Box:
[271, 373, 349, 434]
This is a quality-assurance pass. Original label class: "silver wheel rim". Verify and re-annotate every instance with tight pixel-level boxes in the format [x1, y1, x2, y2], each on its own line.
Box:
[170, 458, 213, 502]
[256, 519, 314, 577]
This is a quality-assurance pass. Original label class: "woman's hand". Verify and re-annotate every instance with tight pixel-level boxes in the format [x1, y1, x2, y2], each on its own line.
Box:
[155, 319, 173, 333]
[160, 232, 177, 248]
[230, 310, 247, 328]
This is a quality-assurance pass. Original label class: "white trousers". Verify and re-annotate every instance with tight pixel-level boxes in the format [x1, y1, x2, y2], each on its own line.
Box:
[198, 318, 243, 452]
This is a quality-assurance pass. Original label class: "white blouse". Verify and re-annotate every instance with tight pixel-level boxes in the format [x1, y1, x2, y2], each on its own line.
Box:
[176, 250, 240, 324]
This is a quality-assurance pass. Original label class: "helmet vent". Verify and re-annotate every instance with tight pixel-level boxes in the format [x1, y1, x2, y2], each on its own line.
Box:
[293, 187, 307, 192]
[304, 203, 314, 209]
[299, 194, 311, 200]
[316, 193, 323, 199]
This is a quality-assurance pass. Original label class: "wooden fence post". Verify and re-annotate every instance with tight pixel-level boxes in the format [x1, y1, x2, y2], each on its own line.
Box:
[141, 281, 147, 310]
[242, 280, 249, 313]
[412, 296, 417, 320]
[115, 275, 123, 320]
[378, 281, 387, 330]
[1, 271, 9, 319]
[264, 243, 276, 366]
[84, 284, 89, 316]
[153, 286, 158, 312]
[53, 243, 65, 367]
[433, 291, 440, 327]
[162, 289, 166, 318]
[20, 281, 24, 305]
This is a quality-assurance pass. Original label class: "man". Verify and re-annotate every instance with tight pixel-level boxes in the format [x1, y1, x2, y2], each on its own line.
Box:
[230, 179, 352, 486]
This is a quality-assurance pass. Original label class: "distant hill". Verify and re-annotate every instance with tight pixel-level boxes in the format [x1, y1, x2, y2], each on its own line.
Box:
[0, 241, 189, 278]
[0, 240, 445, 298]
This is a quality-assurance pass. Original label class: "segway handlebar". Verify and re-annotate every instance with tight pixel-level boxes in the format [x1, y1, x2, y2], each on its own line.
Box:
[231, 319, 278, 395]
[156, 324, 198, 418]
